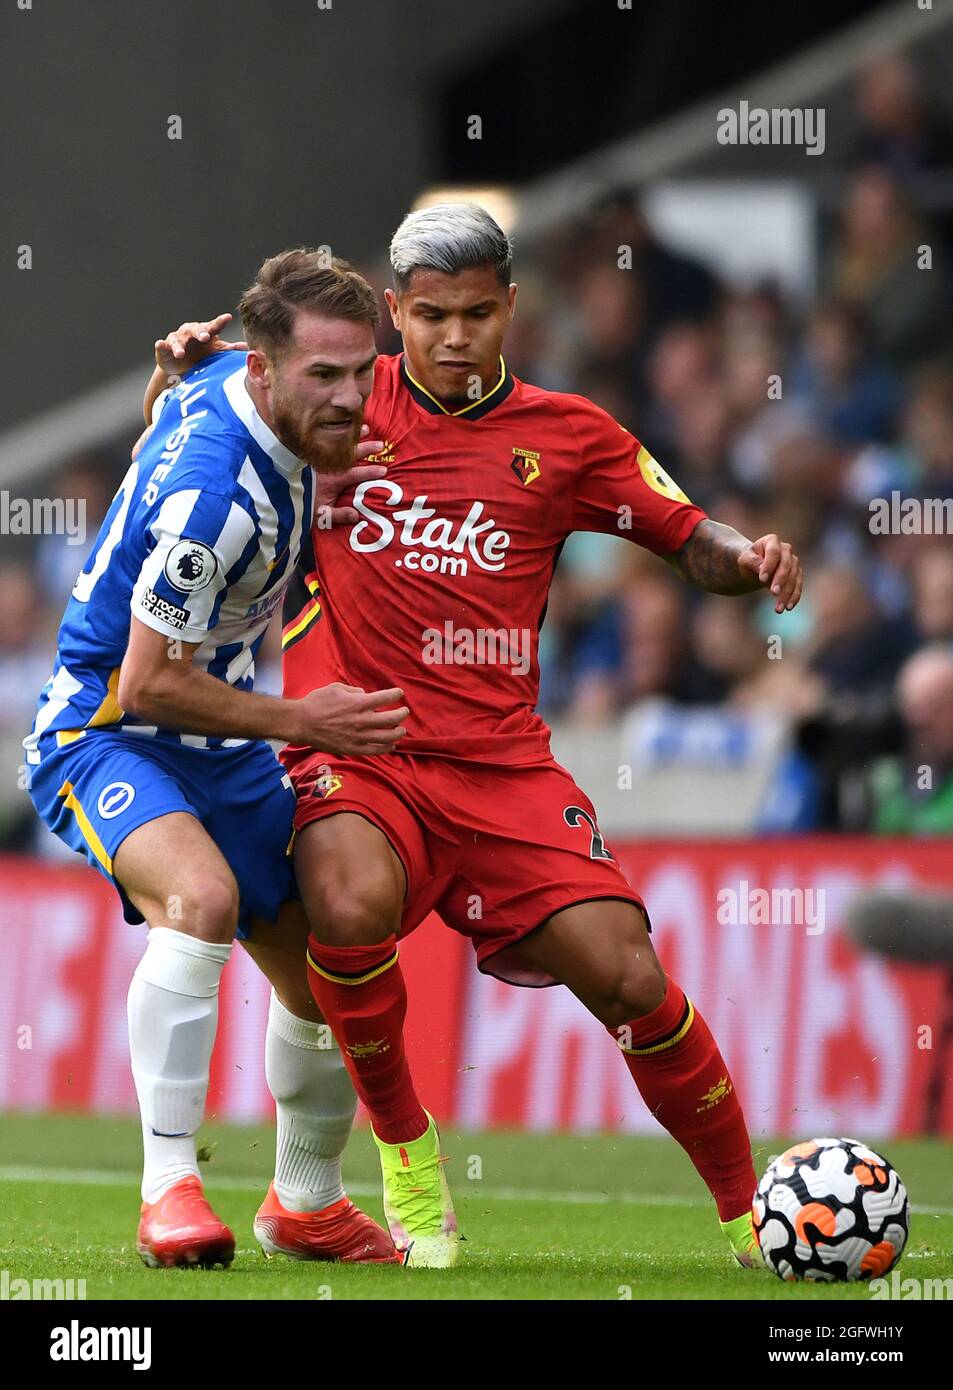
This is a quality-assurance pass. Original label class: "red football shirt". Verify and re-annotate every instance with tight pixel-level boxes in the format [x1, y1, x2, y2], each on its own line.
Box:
[281, 353, 706, 768]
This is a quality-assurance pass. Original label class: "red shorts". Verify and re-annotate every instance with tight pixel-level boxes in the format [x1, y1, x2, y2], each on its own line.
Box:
[289, 750, 645, 987]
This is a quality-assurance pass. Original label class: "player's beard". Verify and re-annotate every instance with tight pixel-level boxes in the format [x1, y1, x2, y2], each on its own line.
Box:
[272, 394, 361, 474]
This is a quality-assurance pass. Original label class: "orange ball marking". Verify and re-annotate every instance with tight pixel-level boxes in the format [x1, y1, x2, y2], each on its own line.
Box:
[795, 1202, 837, 1243]
[861, 1241, 896, 1277]
[781, 1140, 819, 1164]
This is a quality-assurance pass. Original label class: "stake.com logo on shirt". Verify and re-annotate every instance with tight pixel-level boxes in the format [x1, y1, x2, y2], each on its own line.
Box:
[347, 479, 510, 575]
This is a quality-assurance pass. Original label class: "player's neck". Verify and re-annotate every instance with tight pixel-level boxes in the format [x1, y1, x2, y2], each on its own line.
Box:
[244, 374, 277, 432]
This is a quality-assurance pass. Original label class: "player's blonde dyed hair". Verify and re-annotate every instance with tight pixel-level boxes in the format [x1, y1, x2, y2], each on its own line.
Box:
[390, 203, 513, 292]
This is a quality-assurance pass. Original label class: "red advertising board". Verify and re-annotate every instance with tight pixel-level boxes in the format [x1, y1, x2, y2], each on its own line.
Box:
[1, 841, 951, 1136]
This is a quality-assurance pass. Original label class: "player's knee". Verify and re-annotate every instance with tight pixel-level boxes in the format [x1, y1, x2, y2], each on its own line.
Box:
[306, 875, 401, 947]
[598, 957, 667, 1029]
[171, 874, 239, 943]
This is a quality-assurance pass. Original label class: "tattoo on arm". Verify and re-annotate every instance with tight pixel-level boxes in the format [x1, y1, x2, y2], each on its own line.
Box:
[666, 519, 759, 595]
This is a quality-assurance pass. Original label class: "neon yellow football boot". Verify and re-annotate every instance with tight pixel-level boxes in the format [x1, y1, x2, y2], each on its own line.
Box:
[373, 1111, 459, 1268]
[721, 1209, 765, 1268]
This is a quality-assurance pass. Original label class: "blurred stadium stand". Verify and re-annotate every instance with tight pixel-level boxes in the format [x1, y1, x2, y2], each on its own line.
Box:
[3, 0, 953, 845]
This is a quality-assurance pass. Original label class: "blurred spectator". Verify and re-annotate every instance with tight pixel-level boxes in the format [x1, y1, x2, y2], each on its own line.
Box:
[37, 454, 114, 607]
[722, 332, 810, 492]
[644, 323, 728, 496]
[580, 188, 719, 332]
[824, 165, 949, 371]
[0, 565, 59, 848]
[912, 547, 953, 643]
[570, 260, 649, 411]
[790, 301, 901, 445]
[0, 565, 58, 720]
[871, 646, 953, 833]
[854, 52, 953, 178]
[683, 596, 765, 703]
[805, 563, 918, 699]
[720, 282, 790, 347]
[900, 362, 953, 494]
[614, 571, 689, 708]
[765, 430, 847, 510]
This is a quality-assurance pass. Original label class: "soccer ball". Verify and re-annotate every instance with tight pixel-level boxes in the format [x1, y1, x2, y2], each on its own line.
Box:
[752, 1136, 909, 1282]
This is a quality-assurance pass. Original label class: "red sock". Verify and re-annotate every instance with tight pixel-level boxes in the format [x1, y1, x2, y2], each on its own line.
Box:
[306, 934, 428, 1144]
[611, 977, 755, 1222]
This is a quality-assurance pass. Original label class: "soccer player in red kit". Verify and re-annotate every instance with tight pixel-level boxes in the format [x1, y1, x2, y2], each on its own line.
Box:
[279, 204, 802, 1269]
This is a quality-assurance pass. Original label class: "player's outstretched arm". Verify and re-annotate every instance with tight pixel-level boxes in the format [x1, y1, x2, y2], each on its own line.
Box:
[118, 618, 409, 755]
[667, 519, 802, 614]
[143, 313, 247, 423]
[132, 315, 249, 460]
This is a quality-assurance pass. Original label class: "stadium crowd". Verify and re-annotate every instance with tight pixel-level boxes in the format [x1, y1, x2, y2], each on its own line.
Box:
[3, 52, 953, 845]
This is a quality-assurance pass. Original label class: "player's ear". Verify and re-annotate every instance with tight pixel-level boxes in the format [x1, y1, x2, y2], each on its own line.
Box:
[506, 283, 517, 322]
[384, 288, 401, 331]
[246, 348, 271, 388]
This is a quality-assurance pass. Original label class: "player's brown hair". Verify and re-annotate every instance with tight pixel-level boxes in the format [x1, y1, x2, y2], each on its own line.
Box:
[238, 249, 380, 355]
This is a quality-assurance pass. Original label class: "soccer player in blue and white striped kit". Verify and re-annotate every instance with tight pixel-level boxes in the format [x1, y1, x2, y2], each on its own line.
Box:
[24, 254, 407, 1267]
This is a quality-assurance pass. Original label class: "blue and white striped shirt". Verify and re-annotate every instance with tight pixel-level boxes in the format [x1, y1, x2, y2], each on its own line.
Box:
[25, 352, 313, 759]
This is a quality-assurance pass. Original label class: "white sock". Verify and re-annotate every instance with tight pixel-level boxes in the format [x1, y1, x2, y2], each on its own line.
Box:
[127, 927, 232, 1204]
[266, 990, 357, 1213]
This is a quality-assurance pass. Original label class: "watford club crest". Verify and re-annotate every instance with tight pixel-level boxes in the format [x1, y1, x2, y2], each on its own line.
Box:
[311, 772, 343, 799]
[511, 446, 541, 486]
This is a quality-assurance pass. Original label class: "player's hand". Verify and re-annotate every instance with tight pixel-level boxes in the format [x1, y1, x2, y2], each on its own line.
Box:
[737, 534, 803, 613]
[154, 313, 247, 377]
[313, 425, 387, 528]
[291, 683, 409, 755]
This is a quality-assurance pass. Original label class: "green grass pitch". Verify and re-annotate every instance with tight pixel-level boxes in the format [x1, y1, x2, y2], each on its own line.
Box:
[1, 1112, 950, 1300]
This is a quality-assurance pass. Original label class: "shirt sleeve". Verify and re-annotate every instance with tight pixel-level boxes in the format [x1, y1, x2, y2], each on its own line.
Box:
[564, 396, 707, 555]
[131, 488, 258, 643]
